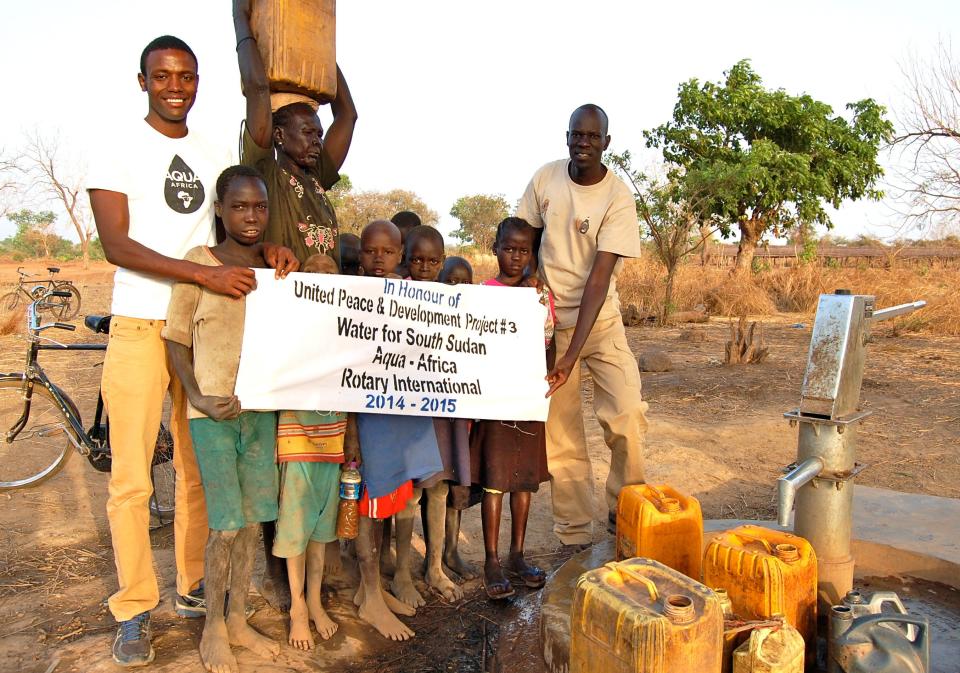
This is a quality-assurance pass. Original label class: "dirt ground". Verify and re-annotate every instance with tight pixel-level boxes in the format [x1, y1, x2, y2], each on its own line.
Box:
[0, 261, 957, 673]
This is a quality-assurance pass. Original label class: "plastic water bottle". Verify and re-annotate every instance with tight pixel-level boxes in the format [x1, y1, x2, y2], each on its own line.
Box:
[335, 462, 362, 539]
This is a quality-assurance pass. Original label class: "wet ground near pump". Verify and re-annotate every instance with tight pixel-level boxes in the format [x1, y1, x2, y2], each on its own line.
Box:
[855, 575, 960, 673]
[533, 540, 960, 673]
[339, 550, 569, 673]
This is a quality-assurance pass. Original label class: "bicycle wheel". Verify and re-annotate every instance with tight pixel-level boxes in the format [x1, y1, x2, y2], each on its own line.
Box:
[0, 378, 74, 490]
[149, 424, 175, 526]
[1, 291, 20, 312]
[46, 282, 82, 320]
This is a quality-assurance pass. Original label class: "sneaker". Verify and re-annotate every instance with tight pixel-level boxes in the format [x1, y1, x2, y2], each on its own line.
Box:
[176, 583, 255, 619]
[175, 585, 207, 618]
[112, 612, 154, 667]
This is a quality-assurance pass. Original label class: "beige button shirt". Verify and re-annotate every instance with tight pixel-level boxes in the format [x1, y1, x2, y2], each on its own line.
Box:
[516, 160, 642, 329]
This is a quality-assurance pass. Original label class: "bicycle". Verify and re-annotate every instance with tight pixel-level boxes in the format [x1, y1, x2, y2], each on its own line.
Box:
[2, 266, 82, 321]
[0, 289, 173, 526]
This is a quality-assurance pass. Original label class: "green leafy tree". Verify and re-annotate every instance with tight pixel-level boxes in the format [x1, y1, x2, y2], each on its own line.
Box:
[2, 209, 73, 259]
[449, 194, 509, 252]
[608, 151, 720, 324]
[787, 222, 819, 264]
[326, 173, 353, 210]
[334, 185, 438, 235]
[646, 60, 893, 275]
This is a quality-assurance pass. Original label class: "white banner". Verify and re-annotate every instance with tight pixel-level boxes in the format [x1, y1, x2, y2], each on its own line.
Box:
[234, 270, 550, 421]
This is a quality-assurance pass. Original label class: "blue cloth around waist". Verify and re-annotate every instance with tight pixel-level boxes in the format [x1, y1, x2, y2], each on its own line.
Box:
[356, 414, 443, 499]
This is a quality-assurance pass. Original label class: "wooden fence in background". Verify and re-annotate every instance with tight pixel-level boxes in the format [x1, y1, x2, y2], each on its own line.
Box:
[710, 244, 960, 267]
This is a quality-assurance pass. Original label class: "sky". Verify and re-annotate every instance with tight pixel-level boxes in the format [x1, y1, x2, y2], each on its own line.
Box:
[1, 0, 957, 243]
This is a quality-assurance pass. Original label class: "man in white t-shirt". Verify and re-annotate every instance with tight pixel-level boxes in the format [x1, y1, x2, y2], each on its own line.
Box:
[516, 104, 649, 548]
[87, 35, 296, 667]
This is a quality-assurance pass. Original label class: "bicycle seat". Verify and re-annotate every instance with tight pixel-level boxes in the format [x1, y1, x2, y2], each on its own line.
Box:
[47, 266, 60, 274]
[84, 315, 112, 334]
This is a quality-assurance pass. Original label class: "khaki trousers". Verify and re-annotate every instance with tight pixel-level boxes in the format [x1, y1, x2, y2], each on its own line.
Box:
[546, 316, 648, 544]
[101, 316, 208, 621]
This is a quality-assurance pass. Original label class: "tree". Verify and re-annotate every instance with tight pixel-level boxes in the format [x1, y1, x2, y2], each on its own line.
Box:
[646, 60, 893, 276]
[326, 173, 353, 210]
[2, 209, 72, 259]
[449, 194, 509, 252]
[891, 41, 960, 231]
[0, 149, 18, 218]
[333, 184, 438, 235]
[20, 133, 96, 268]
[608, 151, 720, 324]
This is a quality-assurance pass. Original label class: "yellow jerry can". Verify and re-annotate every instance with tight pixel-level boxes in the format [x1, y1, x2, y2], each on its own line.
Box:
[732, 617, 804, 673]
[616, 484, 703, 579]
[703, 526, 817, 662]
[570, 557, 724, 673]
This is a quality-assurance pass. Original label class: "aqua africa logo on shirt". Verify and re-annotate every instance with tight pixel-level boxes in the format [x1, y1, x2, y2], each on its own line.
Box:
[164, 155, 204, 214]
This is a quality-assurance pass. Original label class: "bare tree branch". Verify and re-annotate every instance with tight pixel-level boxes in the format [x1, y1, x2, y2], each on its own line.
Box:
[19, 131, 95, 268]
[891, 39, 960, 232]
[0, 147, 24, 218]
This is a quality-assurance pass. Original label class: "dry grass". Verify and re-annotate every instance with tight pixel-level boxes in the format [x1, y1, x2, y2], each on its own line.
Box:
[463, 253, 499, 283]
[704, 278, 778, 316]
[0, 304, 25, 336]
[461, 252, 960, 336]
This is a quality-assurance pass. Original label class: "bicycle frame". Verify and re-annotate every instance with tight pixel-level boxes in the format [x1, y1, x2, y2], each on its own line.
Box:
[1, 300, 106, 455]
[12, 267, 58, 298]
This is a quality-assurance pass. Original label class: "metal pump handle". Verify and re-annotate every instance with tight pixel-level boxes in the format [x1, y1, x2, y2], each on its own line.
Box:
[868, 300, 926, 322]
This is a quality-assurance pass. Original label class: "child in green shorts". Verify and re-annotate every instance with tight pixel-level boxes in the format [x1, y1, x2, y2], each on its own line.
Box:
[272, 252, 357, 650]
[164, 165, 281, 671]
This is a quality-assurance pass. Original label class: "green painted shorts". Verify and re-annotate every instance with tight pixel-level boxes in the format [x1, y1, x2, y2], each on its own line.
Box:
[273, 461, 341, 557]
[189, 412, 279, 531]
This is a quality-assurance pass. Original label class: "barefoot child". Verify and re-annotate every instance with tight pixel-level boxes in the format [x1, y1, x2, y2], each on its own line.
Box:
[391, 226, 469, 606]
[435, 256, 481, 581]
[471, 217, 555, 600]
[164, 165, 281, 669]
[352, 220, 443, 640]
[271, 251, 352, 650]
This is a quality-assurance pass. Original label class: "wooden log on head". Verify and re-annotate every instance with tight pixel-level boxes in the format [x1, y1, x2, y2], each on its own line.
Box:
[250, 0, 337, 103]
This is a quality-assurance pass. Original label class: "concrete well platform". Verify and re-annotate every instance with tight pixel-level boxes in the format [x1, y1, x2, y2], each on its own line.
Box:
[536, 485, 960, 673]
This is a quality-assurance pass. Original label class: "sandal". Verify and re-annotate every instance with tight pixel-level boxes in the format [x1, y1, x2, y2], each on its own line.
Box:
[513, 565, 547, 589]
[507, 556, 547, 589]
[484, 576, 516, 600]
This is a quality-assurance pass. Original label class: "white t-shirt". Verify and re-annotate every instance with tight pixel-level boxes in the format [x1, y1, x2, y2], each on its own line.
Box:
[86, 120, 230, 319]
[516, 159, 642, 328]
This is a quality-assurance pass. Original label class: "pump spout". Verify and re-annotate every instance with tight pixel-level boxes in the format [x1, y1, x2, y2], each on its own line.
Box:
[777, 457, 824, 527]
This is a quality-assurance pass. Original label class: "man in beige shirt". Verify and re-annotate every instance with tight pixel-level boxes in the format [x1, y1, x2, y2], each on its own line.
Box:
[516, 104, 649, 547]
